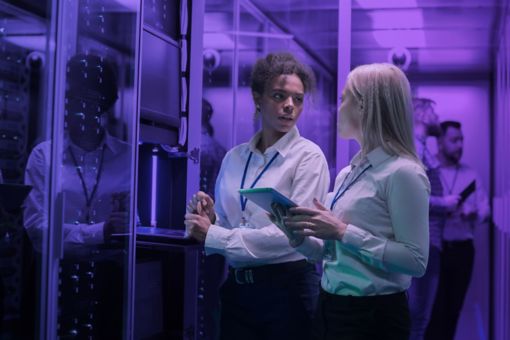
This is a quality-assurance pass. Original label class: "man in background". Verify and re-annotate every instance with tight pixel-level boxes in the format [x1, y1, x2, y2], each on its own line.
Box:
[408, 98, 461, 340]
[426, 121, 490, 340]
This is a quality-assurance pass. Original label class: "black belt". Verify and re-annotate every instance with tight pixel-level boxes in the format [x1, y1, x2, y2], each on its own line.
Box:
[320, 287, 407, 306]
[228, 259, 310, 285]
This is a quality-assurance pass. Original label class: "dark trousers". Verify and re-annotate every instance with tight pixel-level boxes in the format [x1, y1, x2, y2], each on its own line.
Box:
[426, 240, 475, 340]
[408, 245, 441, 340]
[219, 260, 319, 340]
[313, 288, 410, 340]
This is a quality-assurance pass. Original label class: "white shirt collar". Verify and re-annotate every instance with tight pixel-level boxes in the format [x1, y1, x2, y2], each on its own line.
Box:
[247, 126, 300, 158]
[350, 146, 393, 169]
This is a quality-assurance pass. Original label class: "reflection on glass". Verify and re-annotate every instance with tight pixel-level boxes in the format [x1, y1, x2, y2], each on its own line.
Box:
[143, 0, 179, 40]
[22, 0, 138, 337]
[23, 53, 129, 337]
[25, 53, 130, 249]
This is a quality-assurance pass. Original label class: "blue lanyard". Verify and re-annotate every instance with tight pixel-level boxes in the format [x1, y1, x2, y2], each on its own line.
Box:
[329, 163, 372, 210]
[240, 151, 279, 211]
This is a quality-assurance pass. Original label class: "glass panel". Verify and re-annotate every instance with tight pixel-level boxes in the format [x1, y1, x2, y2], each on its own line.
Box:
[49, 0, 138, 338]
[234, 6, 265, 145]
[140, 30, 180, 127]
[200, 49, 233, 197]
[198, 3, 234, 340]
[143, 0, 179, 40]
[0, 1, 53, 338]
[202, 0, 234, 196]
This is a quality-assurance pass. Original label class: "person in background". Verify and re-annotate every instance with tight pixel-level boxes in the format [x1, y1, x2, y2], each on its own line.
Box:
[185, 52, 330, 340]
[281, 63, 430, 340]
[24, 53, 130, 338]
[425, 121, 490, 340]
[408, 98, 460, 340]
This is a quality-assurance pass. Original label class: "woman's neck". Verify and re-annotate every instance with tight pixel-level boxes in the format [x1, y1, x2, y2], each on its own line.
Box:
[353, 130, 364, 151]
[257, 128, 285, 153]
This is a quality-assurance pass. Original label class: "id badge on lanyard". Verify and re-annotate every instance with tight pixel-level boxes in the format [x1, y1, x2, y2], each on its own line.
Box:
[239, 216, 250, 228]
[324, 161, 372, 261]
[239, 151, 279, 228]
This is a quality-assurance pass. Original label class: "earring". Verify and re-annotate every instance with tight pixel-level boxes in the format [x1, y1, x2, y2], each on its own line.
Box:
[255, 105, 261, 117]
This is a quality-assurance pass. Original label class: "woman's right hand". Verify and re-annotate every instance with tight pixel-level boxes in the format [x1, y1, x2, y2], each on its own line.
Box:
[285, 198, 347, 241]
[269, 203, 305, 247]
[187, 191, 216, 224]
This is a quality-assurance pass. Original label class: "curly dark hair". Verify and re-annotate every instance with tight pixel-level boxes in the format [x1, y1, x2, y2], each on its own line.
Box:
[250, 52, 316, 95]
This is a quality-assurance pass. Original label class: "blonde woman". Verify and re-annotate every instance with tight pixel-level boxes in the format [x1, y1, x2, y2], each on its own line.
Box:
[281, 63, 431, 339]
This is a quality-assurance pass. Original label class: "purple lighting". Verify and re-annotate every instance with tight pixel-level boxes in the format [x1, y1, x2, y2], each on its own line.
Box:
[368, 9, 424, 29]
[356, 0, 419, 9]
[150, 148, 158, 227]
[373, 29, 426, 48]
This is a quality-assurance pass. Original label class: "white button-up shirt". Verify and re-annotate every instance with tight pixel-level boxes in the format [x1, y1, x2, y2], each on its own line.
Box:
[205, 127, 330, 268]
[24, 133, 132, 252]
[297, 147, 430, 296]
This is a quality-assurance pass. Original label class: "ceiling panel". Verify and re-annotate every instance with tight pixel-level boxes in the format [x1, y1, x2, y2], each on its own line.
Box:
[352, 29, 493, 49]
[352, 8, 495, 30]
[352, 0, 500, 10]
[351, 48, 491, 72]
[205, 0, 504, 75]
[350, 0, 501, 73]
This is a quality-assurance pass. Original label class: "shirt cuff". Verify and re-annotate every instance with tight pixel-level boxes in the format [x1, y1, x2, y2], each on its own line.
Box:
[341, 223, 387, 267]
[341, 224, 365, 248]
[296, 236, 323, 262]
[204, 224, 228, 256]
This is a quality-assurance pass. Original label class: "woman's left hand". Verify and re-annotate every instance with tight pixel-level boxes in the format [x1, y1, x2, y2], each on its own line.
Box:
[285, 198, 347, 240]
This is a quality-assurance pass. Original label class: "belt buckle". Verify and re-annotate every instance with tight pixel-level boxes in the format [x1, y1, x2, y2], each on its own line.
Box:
[234, 268, 254, 284]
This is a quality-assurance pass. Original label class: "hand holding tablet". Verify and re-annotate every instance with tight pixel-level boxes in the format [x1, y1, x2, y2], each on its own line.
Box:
[239, 188, 302, 243]
[239, 187, 297, 213]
